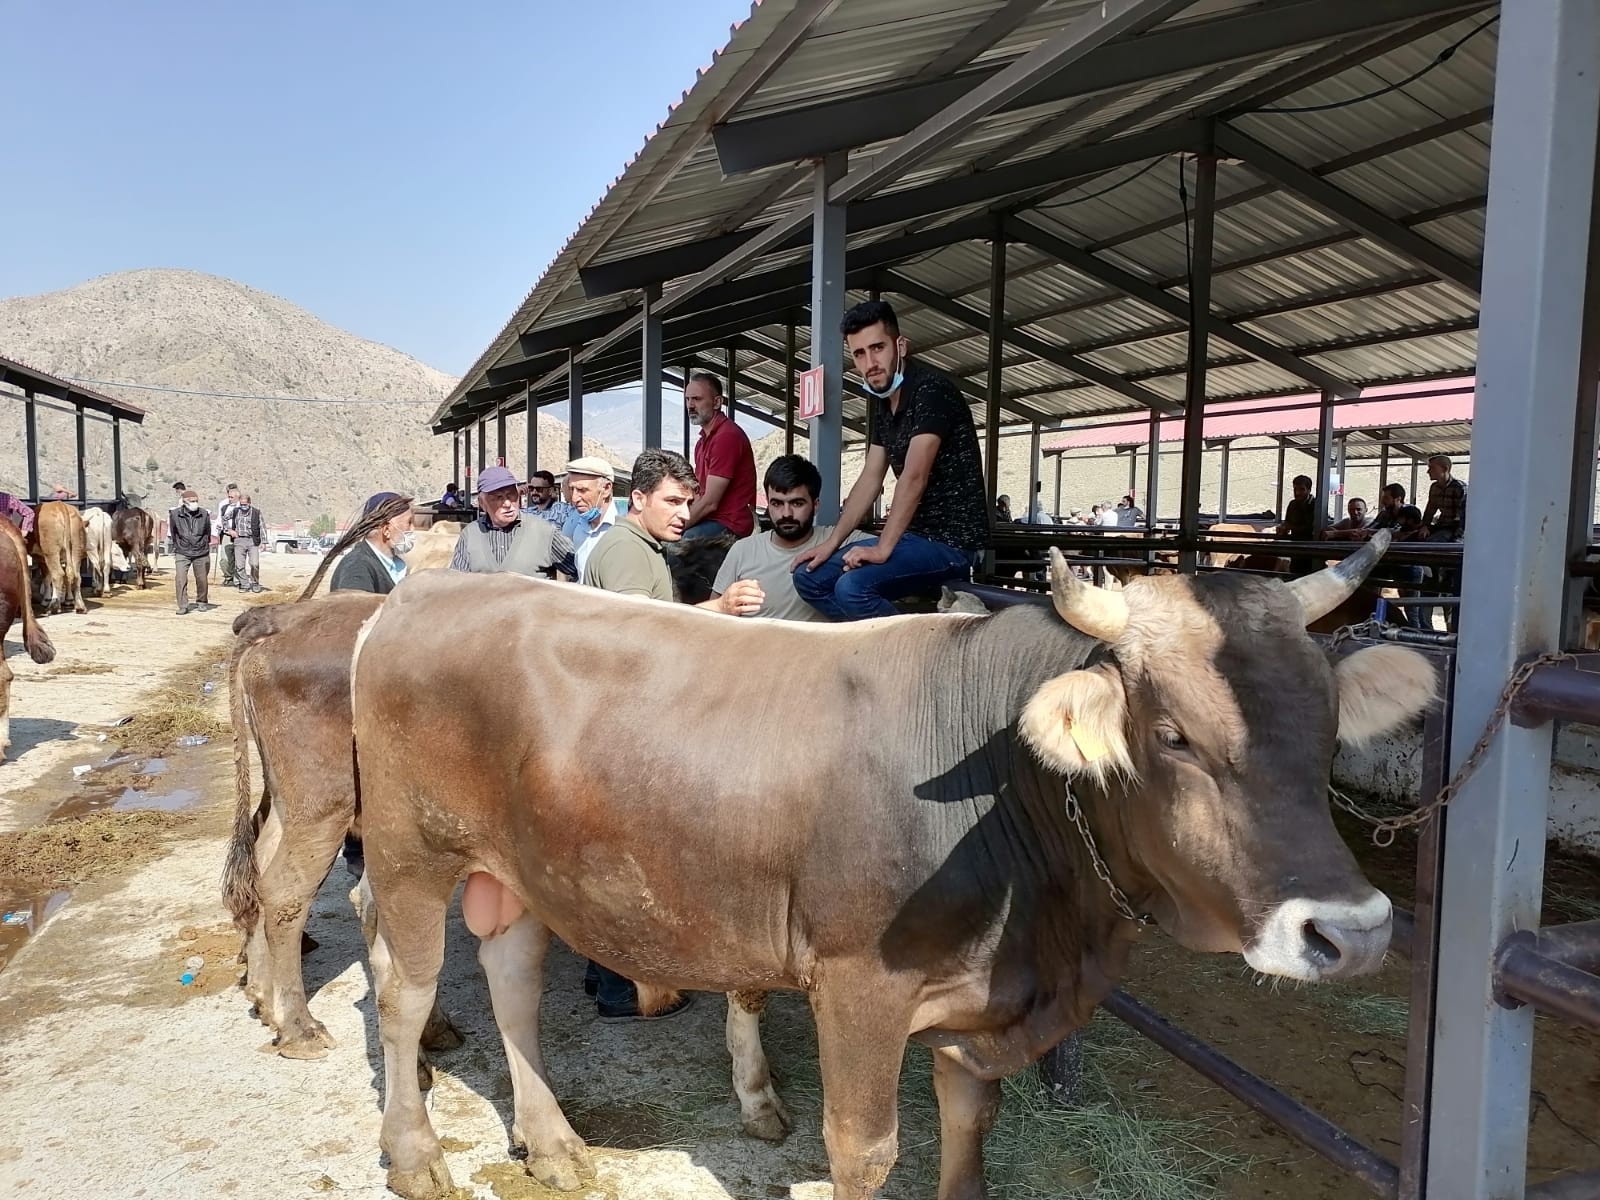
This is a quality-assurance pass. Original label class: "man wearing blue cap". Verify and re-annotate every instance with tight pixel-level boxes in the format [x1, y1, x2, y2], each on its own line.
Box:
[449, 464, 576, 579]
[330, 492, 415, 594]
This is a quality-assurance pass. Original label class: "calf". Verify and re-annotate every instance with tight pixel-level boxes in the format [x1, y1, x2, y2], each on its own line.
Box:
[113, 507, 155, 589]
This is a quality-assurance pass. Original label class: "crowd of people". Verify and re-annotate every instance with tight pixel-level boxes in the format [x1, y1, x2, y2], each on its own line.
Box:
[155, 481, 269, 614]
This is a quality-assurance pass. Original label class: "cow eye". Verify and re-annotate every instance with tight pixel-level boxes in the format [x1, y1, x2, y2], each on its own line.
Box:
[1157, 726, 1189, 751]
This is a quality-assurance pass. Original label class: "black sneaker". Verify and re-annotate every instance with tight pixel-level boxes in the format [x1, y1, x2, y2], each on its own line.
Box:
[596, 992, 695, 1023]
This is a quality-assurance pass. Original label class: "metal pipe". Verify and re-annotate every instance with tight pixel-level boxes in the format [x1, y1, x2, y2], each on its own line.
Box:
[1535, 920, 1600, 973]
[1526, 1168, 1600, 1199]
[1495, 934, 1600, 1034]
[1218, 440, 1231, 519]
[1103, 989, 1399, 1199]
[1510, 655, 1600, 727]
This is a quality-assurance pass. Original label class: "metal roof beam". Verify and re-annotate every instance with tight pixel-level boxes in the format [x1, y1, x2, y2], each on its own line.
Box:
[1003, 214, 1360, 396]
[882, 271, 1181, 415]
[710, 0, 1489, 174]
[1213, 124, 1483, 295]
[579, 122, 1205, 297]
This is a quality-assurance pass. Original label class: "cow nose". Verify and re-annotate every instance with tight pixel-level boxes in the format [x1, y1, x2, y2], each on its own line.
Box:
[1244, 892, 1393, 982]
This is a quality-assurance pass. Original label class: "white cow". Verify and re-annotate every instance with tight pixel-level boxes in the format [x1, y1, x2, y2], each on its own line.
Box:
[82, 509, 113, 596]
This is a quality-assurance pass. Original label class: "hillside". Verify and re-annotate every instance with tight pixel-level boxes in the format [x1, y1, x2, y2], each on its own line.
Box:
[0, 269, 623, 524]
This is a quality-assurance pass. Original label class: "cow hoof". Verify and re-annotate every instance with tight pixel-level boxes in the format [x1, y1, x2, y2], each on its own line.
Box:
[275, 1019, 336, 1059]
[386, 1156, 453, 1200]
[420, 1010, 465, 1052]
[525, 1147, 594, 1192]
[742, 1106, 793, 1143]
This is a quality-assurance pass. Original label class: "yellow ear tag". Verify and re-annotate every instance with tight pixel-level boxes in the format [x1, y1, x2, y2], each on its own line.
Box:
[1067, 719, 1110, 763]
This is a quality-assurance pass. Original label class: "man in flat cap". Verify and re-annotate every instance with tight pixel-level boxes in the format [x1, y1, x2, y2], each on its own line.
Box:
[560, 455, 624, 582]
[449, 464, 576, 579]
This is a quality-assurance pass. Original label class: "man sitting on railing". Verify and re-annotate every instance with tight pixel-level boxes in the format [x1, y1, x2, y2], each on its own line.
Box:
[1321, 497, 1372, 540]
[1276, 474, 1318, 577]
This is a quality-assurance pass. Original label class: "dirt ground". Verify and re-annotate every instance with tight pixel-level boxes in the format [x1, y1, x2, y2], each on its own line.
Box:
[0, 556, 1596, 1200]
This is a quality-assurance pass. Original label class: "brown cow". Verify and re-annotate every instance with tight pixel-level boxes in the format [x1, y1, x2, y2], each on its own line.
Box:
[113, 507, 155, 589]
[31, 500, 87, 614]
[350, 534, 1436, 1200]
[1, 518, 56, 761]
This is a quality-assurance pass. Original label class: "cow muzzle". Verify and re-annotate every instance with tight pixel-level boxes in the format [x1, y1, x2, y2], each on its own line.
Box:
[1243, 891, 1392, 982]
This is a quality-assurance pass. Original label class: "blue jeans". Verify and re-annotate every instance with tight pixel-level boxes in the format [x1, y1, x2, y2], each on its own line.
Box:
[793, 532, 974, 621]
[681, 520, 734, 541]
[586, 959, 636, 1009]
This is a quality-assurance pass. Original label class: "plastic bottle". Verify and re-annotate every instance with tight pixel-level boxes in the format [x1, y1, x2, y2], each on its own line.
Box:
[180, 956, 204, 986]
[175, 735, 210, 748]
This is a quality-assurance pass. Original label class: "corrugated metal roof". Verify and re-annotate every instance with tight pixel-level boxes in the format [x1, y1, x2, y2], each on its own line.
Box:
[0, 353, 148, 421]
[438, 0, 1500, 440]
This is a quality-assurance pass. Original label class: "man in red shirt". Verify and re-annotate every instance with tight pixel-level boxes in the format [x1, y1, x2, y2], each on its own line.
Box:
[682, 371, 756, 540]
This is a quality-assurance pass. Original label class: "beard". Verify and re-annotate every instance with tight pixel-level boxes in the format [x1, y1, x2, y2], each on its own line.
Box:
[772, 516, 814, 541]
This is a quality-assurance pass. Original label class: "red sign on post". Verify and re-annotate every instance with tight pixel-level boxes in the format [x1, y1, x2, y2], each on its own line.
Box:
[797, 366, 826, 421]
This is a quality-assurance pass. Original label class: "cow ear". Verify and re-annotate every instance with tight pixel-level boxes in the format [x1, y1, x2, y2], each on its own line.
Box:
[1335, 645, 1438, 746]
[1020, 665, 1134, 785]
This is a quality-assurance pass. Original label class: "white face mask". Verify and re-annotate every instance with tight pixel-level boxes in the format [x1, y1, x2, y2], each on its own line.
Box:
[182, 500, 198, 511]
[391, 531, 415, 555]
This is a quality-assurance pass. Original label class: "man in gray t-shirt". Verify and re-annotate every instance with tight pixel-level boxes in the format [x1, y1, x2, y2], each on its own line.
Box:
[712, 454, 868, 622]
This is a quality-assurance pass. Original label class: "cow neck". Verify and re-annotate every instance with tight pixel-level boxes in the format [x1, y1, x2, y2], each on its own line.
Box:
[957, 608, 1145, 976]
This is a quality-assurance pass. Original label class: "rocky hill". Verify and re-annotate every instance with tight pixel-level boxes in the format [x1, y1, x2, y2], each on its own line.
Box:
[0, 269, 623, 525]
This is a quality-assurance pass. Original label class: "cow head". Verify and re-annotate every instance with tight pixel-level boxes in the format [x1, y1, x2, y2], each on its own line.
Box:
[1020, 532, 1436, 981]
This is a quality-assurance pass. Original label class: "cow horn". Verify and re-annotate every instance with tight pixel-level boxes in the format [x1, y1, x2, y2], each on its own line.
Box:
[1049, 547, 1129, 642]
[1286, 530, 1392, 625]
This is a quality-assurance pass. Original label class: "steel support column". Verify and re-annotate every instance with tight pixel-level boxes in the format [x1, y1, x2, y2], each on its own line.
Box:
[112, 417, 124, 502]
[74, 403, 86, 503]
[1276, 441, 1287, 513]
[463, 426, 472, 490]
[1379, 436, 1391, 491]
[1054, 454, 1064, 520]
[1218, 440, 1231, 519]
[1028, 421, 1041, 519]
[24, 391, 39, 502]
[524, 384, 536, 476]
[1177, 155, 1216, 572]
[726, 344, 737, 420]
[784, 319, 797, 455]
[809, 154, 847, 520]
[985, 227, 1007, 510]
[683, 361, 694, 455]
[1564, 143, 1600, 652]
[1126, 446, 1138, 498]
[496, 409, 507, 466]
[476, 418, 487, 473]
[642, 286, 663, 450]
[568, 352, 585, 464]
[1145, 408, 1161, 529]
[1314, 392, 1336, 535]
[1426, 4, 1600, 1198]
[1411, 458, 1421, 506]
[453, 431, 461, 488]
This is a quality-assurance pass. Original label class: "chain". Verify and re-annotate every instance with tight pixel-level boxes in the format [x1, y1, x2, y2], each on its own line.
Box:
[1330, 649, 1579, 846]
[1065, 786, 1150, 925]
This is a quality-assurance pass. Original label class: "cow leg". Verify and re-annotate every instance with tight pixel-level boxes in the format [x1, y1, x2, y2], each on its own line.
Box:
[478, 913, 592, 1191]
[240, 796, 281, 1016]
[0, 656, 12, 762]
[370, 889, 454, 1200]
[352, 874, 461, 1082]
[257, 810, 347, 1058]
[812, 975, 916, 1199]
[931, 1047, 1001, 1200]
[726, 990, 790, 1142]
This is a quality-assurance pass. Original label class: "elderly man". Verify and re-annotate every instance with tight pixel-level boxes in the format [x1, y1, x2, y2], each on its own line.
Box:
[331, 492, 415, 594]
[682, 372, 757, 541]
[522, 470, 577, 530]
[559, 456, 623, 581]
[711, 455, 867, 621]
[168, 488, 214, 615]
[793, 300, 987, 620]
[579, 449, 763, 1022]
[449, 465, 576, 579]
[230, 493, 265, 593]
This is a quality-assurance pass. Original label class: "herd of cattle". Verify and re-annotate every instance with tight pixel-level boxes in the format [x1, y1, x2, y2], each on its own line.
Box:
[0, 500, 157, 762]
[216, 512, 1438, 1200]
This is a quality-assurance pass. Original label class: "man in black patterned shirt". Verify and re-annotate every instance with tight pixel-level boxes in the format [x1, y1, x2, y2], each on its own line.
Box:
[793, 301, 987, 620]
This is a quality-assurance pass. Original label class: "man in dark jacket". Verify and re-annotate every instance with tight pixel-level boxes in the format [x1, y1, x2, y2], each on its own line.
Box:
[330, 492, 414, 594]
[168, 488, 214, 615]
[230, 494, 265, 593]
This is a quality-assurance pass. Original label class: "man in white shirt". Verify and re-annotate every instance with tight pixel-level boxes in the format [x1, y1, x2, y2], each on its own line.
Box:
[560, 456, 622, 580]
[712, 455, 868, 622]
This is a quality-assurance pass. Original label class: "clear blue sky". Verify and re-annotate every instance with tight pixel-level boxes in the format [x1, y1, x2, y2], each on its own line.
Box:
[1, 0, 753, 378]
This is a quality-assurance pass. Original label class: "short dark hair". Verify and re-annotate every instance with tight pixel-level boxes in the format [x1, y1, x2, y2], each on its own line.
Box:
[172, 480, 185, 490]
[1398, 505, 1424, 524]
[764, 454, 822, 500]
[840, 299, 900, 340]
[445, 481, 458, 491]
[1383, 482, 1406, 502]
[631, 448, 696, 497]
[530, 470, 556, 487]
[1292, 474, 1314, 489]
[687, 370, 724, 397]
[1429, 454, 1453, 469]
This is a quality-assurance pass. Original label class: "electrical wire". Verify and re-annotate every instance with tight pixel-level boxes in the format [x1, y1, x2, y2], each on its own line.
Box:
[1246, 15, 1498, 115]
[1036, 156, 1168, 211]
[60, 377, 437, 405]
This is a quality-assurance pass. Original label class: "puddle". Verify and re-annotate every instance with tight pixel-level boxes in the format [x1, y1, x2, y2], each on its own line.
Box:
[49, 784, 201, 822]
[0, 884, 71, 974]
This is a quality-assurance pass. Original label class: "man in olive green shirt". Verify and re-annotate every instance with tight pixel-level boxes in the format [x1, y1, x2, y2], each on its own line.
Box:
[583, 448, 763, 615]
[579, 448, 762, 1023]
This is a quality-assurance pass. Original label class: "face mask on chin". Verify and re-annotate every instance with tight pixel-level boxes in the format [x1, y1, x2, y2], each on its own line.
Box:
[391, 531, 415, 555]
[861, 345, 905, 399]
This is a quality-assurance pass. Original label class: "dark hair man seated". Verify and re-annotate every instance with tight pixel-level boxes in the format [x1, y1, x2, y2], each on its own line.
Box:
[712, 454, 869, 622]
[793, 300, 987, 620]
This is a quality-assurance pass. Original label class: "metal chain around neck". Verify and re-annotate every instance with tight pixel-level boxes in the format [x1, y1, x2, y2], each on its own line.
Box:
[1064, 785, 1150, 926]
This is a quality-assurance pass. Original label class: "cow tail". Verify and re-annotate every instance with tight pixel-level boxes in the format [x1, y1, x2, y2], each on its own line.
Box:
[18, 561, 55, 665]
[221, 639, 262, 934]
